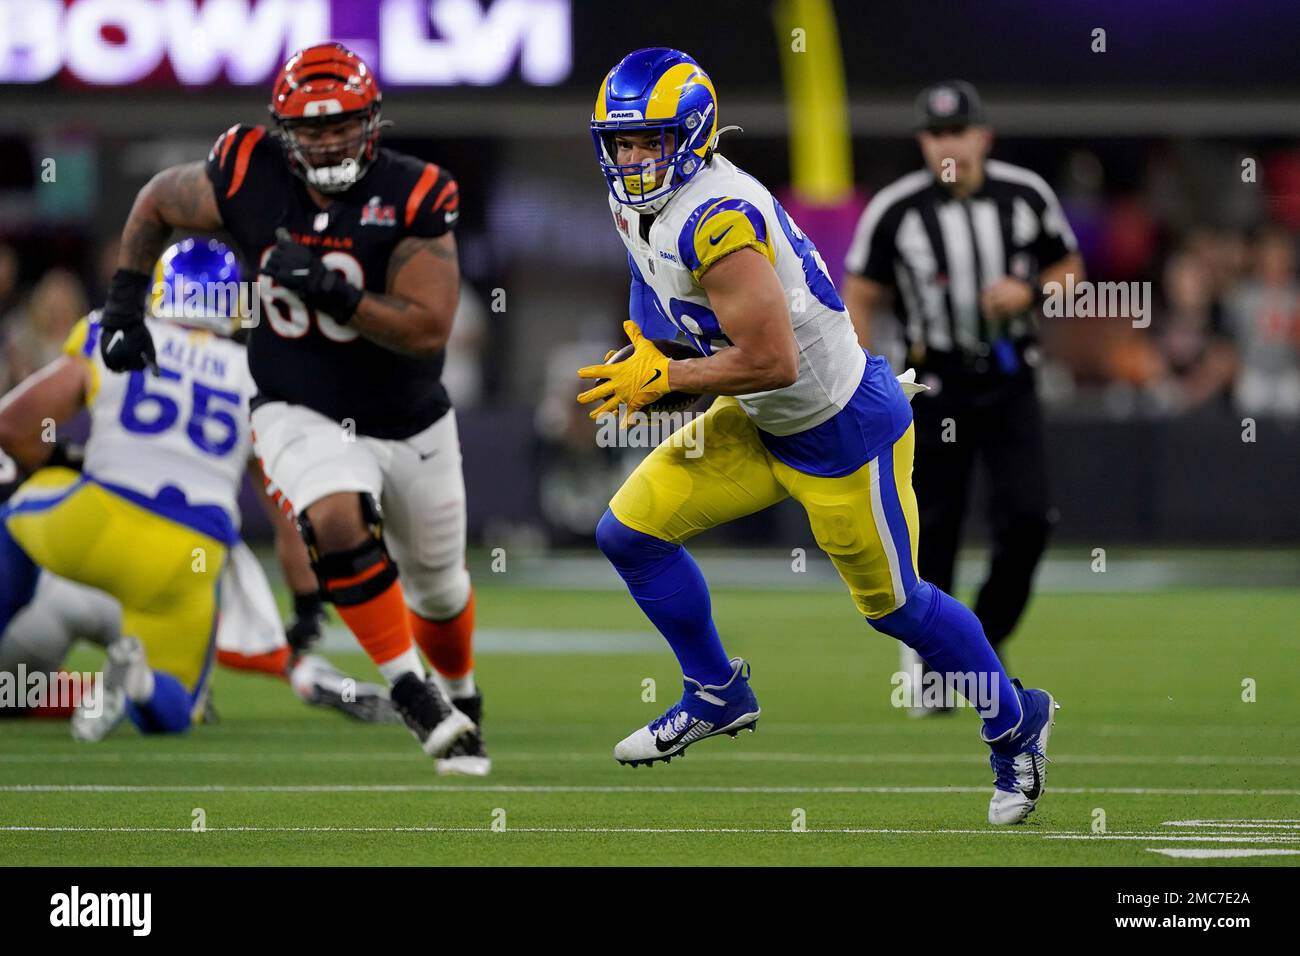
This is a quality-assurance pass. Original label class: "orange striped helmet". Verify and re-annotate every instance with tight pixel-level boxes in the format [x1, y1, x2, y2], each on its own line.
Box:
[269, 42, 383, 194]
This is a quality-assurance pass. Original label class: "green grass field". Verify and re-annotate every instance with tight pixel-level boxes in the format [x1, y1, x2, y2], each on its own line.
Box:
[1, 582, 1298, 866]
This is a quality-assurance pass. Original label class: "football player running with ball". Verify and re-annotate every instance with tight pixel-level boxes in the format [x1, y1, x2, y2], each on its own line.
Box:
[578, 48, 1058, 823]
[98, 43, 487, 773]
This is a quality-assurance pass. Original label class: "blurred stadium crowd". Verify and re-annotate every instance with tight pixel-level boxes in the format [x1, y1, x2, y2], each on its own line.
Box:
[3, 132, 1299, 546]
[5, 139, 1300, 418]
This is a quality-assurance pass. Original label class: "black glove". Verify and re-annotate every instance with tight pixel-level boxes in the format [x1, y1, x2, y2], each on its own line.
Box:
[99, 269, 157, 373]
[260, 228, 363, 322]
[286, 591, 328, 654]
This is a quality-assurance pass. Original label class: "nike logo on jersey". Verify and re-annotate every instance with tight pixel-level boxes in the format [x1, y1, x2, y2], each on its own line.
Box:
[708, 225, 734, 246]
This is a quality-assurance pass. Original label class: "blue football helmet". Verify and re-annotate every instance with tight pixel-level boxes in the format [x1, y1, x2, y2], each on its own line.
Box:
[592, 48, 718, 211]
[150, 237, 244, 336]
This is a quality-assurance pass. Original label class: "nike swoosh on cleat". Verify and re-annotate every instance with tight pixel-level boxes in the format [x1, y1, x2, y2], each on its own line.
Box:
[654, 720, 697, 752]
[708, 226, 734, 246]
[1025, 755, 1042, 800]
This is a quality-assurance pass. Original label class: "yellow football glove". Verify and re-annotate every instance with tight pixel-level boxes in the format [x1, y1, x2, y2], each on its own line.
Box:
[577, 320, 672, 425]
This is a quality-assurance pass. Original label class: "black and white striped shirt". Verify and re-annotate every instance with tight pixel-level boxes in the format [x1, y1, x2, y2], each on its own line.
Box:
[845, 159, 1077, 361]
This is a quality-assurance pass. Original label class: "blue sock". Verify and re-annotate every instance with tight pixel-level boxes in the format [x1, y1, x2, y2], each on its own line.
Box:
[0, 516, 40, 635]
[125, 670, 192, 734]
[869, 580, 1023, 739]
[595, 510, 734, 686]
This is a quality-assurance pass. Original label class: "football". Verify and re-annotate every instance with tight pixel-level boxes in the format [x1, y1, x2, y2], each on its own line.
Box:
[602, 338, 703, 414]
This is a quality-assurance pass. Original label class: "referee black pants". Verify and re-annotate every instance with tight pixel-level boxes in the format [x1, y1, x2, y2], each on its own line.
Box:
[909, 371, 1053, 649]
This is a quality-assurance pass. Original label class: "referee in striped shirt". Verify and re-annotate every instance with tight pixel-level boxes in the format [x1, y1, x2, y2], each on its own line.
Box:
[844, 81, 1084, 669]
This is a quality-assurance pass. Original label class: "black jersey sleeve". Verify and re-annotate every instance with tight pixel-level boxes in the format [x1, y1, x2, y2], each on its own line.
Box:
[845, 192, 901, 285]
[399, 162, 460, 239]
[204, 124, 280, 231]
[1022, 174, 1077, 268]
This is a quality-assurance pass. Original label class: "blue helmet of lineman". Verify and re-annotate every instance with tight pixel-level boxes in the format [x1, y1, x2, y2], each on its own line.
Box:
[591, 47, 718, 211]
[151, 237, 244, 336]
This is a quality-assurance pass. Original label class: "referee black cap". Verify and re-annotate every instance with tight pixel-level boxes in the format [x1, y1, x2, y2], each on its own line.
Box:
[914, 80, 985, 132]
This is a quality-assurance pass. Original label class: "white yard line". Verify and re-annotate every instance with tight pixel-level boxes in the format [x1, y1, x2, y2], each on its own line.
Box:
[1147, 849, 1300, 859]
[1164, 819, 1300, 828]
[1, 750, 1296, 767]
[0, 825, 1051, 835]
[2, 783, 1299, 796]
[1050, 834, 1300, 843]
[0, 824, 1294, 844]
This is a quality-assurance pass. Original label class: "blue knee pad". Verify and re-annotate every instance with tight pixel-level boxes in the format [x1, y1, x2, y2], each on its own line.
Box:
[868, 580, 940, 641]
[595, 509, 679, 575]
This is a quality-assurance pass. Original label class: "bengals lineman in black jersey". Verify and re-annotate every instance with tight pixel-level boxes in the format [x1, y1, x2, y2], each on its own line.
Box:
[99, 42, 488, 773]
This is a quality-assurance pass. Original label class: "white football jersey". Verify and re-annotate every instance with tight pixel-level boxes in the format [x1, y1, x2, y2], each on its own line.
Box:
[609, 153, 865, 436]
[67, 314, 255, 525]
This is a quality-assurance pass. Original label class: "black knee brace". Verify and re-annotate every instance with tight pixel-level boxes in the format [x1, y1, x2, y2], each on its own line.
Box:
[298, 494, 398, 606]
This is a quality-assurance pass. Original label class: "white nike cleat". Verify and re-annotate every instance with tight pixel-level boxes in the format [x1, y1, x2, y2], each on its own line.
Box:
[614, 659, 760, 766]
[985, 680, 1059, 825]
[71, 637, 146, 742]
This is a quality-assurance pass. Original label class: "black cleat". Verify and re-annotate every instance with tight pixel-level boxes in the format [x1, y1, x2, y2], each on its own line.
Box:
[389, 672, 474, 758]
[436, 686, 491, 776]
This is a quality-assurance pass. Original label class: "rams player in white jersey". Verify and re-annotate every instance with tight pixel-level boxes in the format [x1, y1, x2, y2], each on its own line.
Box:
[578, 48, 1059, 824]
[0, 240, 388, 738]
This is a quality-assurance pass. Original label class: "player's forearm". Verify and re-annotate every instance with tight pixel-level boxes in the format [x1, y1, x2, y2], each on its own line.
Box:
[668, 344, 798, 395]
[350, 294, 453, 357]
[119, 163, 224, 273]
[843, 275, 886, 350]
[275, 523, 320, 595]
[118, 195, 174, 274]
[0, 359, 88, 471]
[0, 424, 51, 473]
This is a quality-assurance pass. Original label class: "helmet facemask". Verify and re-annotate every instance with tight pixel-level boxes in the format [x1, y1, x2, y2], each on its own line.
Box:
[592, 103, 714, 211]
[277, 107, 382, 194]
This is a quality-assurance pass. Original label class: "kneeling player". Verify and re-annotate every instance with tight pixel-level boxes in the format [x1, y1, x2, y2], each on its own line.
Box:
[0, 548, 394, 728]
[0, 241, 386, 737]
[579, 49, 1057, 824]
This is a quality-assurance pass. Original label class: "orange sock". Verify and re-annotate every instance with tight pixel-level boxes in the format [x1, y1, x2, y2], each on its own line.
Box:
[217, 647, 291, 679]
[329, 569, 415, 667]
[409, 589, 475, 678]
